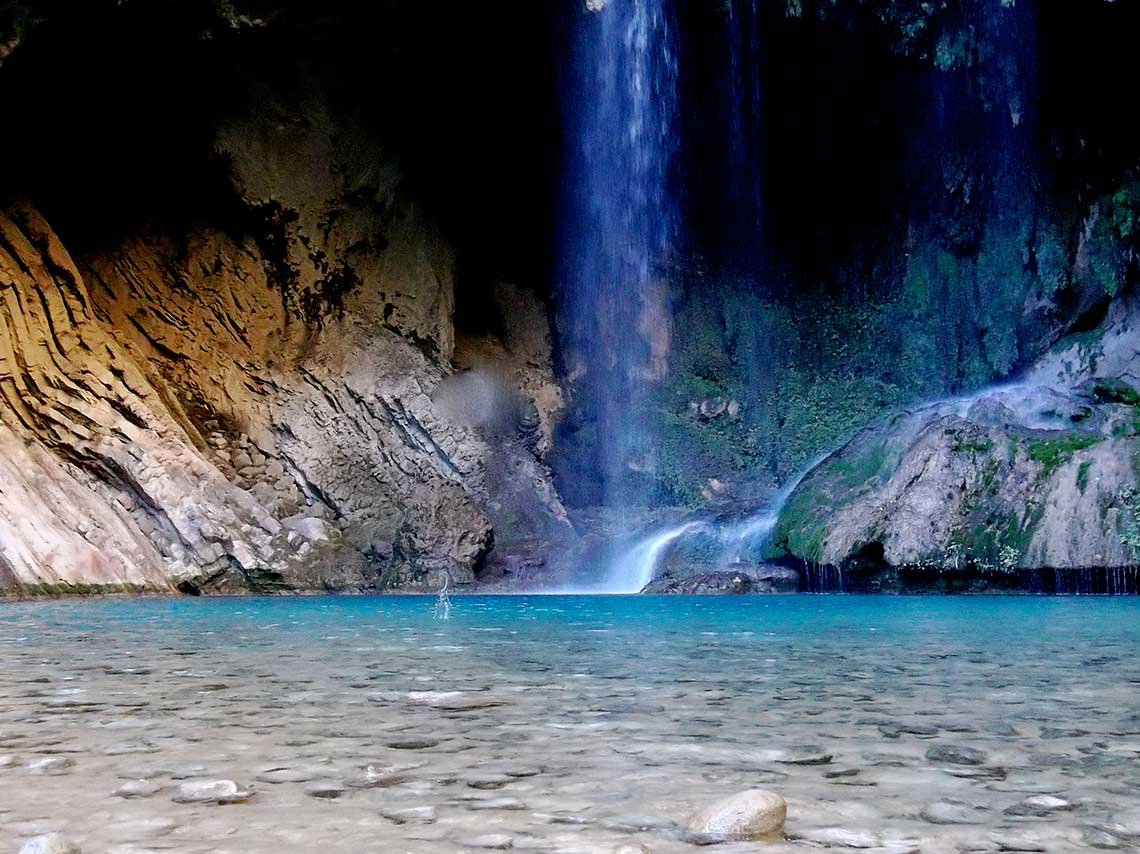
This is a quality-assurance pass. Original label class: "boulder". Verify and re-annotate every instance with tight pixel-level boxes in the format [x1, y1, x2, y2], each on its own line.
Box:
[685, 789, 786, 841]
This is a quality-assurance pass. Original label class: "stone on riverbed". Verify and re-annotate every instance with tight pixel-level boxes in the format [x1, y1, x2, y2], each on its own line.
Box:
[114, 779, 161, 799]
[461, 834, 514, 849]
[925, 745, 988, 766]
[685, 789, 786, 841]
[19, 834, 81, 854]
[1003, 794, 1073, 817]
[381, 806, 438, 824]
[171, 779, 253, 805]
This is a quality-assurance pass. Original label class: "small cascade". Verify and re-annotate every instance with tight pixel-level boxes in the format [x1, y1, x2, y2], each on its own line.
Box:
[602, 520, 710, 593]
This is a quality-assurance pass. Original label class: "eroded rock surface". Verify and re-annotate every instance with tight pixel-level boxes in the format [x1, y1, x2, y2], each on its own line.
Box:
[0, 80, 569, 595]
[771, 295, 1140, 586]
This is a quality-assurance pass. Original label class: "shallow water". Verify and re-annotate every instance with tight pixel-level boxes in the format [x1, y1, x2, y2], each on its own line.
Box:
[1, 595, 1139, 853]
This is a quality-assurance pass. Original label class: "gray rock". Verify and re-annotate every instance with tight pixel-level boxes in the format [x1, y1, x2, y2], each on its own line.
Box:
[926, 745, 988, 766]
[114, 779, 161, 799]
[26, 757, 74, 774]
[1003, 794, 1073, 817]
[461, 835, 513, 850]
[381, 806, 437, 825]
[685, 789, 786, 841]
[303, 780, 345, 799]
[921, 800, 986, 825]
[170, 779, 252, 805]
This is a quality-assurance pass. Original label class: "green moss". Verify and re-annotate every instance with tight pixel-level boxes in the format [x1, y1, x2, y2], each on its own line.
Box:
[952, 435, 994, 454]
[1077, 460, 1093, 494]
[1093, 379, 1140, 407]
[1026, 432, 1101, 475]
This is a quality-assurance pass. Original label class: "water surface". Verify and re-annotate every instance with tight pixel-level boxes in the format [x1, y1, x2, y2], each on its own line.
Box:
[1, 595, 1139, 852]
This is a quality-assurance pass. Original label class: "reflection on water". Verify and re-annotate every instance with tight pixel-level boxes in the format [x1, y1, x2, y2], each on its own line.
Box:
[1, 595, 1139, 852]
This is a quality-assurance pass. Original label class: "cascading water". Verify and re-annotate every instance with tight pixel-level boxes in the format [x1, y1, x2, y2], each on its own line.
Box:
[560, 0, 679, 511]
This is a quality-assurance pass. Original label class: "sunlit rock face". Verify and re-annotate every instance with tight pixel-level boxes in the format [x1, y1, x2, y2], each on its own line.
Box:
[0, 2, 568, 594]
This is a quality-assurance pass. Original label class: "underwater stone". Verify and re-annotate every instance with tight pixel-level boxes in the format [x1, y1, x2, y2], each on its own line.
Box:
[685, 789, 786, 841]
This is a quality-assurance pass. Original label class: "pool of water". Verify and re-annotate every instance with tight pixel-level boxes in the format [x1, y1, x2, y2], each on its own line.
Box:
[2, 595, 1139, 852]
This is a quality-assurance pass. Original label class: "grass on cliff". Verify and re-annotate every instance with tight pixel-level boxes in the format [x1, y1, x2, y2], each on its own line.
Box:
[1025, 432, 1101, 475]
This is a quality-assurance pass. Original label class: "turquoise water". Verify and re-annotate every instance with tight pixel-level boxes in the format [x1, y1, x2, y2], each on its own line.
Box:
[2, 595, 1140, 852]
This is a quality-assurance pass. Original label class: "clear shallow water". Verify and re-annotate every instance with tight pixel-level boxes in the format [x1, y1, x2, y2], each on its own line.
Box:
[1, 595, 1139, 853]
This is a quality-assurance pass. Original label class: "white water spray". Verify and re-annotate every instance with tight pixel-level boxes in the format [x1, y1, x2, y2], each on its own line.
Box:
[601, 521, 710, 593]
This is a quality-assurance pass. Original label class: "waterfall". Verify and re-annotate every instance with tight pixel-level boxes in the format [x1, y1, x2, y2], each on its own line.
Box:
[601, 520, 709, 593]
[560, 0, 679, 509]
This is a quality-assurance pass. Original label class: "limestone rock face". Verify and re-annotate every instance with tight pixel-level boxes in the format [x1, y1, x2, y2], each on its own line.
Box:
[771, 304, 1140, 579]
[0, 83, 568, 594]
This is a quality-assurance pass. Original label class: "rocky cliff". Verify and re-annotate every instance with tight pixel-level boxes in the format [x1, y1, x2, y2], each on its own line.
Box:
[0, 33, 570, 594]
[768, 294, 1140, 588]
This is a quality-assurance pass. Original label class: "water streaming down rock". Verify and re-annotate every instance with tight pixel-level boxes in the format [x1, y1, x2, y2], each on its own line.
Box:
[559, 0, 679, 508]
[602, 520, 709, 593]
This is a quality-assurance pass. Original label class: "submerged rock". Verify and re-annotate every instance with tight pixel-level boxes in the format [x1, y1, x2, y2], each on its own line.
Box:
[19, 835, 81, 854]
[925, 745, 989, 766]
[685, 789, 786, 841]
[171, 779, 253, 805]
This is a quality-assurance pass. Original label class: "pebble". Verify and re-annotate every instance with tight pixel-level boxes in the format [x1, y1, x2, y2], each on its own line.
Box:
[926, 745, 989, 766]
[775, 746, 833, 765]
[304, 780, 346, 799]
[0, 754, 17, 768]
[465, 773, 513, 789]
[797, 827, 881, 848]
[114, 779, 161, 799]
[685, 789, 786, 841]
[1003, 794, 1073, 817]
[19, 835, 81, 854]
[462, 834, 513, 850]
[612, 846, 652, 854]
[171, 779, 253, 805]
[381, 806, 438, 824]
[465, 797, 527, 811]
[27, 757, 75, 774]
[1083, 828, 1124, 849]
[921, 800, 987, 825]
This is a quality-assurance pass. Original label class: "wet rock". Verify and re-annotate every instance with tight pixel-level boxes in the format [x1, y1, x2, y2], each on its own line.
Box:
[19, 835, 81, 854]
[26, 757, 75, 774]
[466, 797, 527, 811]
[775, 746, 833, 765]
[462, 835, 513, 850]
[926, 745, 988, 766]
[386, 738, 438, 750]
[1003, 795, 1073, 817]
[685, 789, 786, 841]
[114, 779, 161, 799]
[920, 800, 986, 825]
[304, 780, 345, 799]
[879, 722, 939, 738]
[990, 829, 1047, 851]
[171, 779, 253, 805]
[466, 773, 513, 789]
[797, 827, 880, 848]
[1104, 806, 1140, 837]
[343, 763, 421, 788]
[381, 806, 437, 824]
[1083, 828, 1124, 849]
